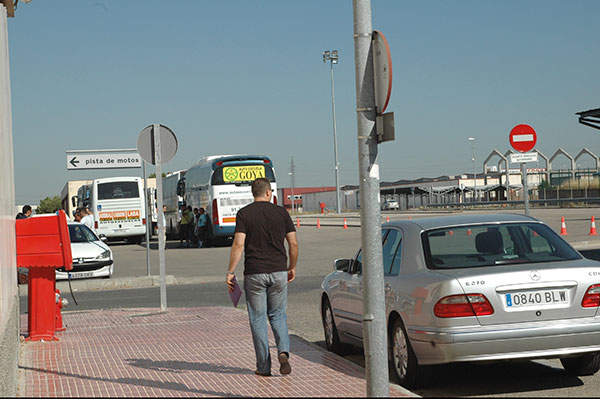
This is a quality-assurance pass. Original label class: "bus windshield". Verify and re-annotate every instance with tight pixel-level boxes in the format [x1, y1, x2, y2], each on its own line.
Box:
[211, 163, 276, 185]
[98, 182, 140, 200]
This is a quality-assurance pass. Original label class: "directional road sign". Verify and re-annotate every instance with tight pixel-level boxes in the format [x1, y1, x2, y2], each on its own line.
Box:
[66, 151, 141, 170]
[509, 124, 537, 153]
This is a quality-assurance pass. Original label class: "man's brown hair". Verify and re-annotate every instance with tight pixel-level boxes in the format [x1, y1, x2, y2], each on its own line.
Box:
[251, 178, 271, 198]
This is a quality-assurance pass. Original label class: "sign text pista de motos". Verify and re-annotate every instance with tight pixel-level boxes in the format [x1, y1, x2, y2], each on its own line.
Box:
[66, 152, 141, 170]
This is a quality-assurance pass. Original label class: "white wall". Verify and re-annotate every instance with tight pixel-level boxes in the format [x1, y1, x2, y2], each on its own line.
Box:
[0, 4, 18, 396]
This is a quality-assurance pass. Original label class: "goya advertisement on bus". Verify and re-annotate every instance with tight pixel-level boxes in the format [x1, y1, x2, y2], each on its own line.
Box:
[222, 165, 265, 183]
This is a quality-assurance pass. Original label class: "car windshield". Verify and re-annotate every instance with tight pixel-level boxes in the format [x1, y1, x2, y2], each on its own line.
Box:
[422, 222, 581, 269]
[69, 224, 99, 243]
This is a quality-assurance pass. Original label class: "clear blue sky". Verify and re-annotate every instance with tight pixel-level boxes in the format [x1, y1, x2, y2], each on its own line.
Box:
[9, 0, 600, 205]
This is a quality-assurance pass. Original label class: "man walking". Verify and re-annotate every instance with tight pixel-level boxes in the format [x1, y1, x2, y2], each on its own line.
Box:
[226, 178, 298, 376]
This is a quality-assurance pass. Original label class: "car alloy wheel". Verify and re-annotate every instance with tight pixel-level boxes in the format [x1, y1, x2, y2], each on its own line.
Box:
[322, 297, 349, 355]
[391, 318, 420, 388]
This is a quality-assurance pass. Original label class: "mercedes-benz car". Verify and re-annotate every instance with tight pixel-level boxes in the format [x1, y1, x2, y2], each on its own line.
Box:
[56, 222, 114, 280]
[320, 214, 600, 388]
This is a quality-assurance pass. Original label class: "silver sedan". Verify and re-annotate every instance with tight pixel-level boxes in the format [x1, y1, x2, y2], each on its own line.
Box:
[320, 213, 600, 388]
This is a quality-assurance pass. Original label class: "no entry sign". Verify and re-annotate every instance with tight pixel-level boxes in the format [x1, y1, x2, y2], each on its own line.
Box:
[509, 124, 537, 153]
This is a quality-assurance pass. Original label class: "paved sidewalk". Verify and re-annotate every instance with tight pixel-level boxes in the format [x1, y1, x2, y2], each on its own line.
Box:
[18, 307, 415, 397]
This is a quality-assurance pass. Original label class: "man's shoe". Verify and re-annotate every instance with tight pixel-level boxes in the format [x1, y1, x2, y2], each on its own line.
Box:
[278, 352, 291, 375]
[255, 370, 271, 377]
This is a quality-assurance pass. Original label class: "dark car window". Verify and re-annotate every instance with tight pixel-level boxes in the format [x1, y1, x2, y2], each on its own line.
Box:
[383, 229, 402, 275]
[422, 222, 581, 269]
[69, 224, 99, 243]
[353, 230, 392, 275]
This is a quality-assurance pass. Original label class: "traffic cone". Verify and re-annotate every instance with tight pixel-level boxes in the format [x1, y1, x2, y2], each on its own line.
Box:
[466, 229, 472, 235]
[560, 217, 568, 235]
[343, 218, 348, 229]
[589, 216, 598, 236]
[296, 217, 300, 228]
[317, 218, 321, 229]
[386, 216, 390, 222]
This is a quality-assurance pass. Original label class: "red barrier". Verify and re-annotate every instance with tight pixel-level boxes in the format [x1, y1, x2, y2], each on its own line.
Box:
[16, 211, 72, 341]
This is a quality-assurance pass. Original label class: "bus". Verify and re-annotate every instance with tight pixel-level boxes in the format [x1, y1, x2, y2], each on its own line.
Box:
[73, 176, 147, 243]
[177, 155, 277, 242]
[162, 170, 187, 238]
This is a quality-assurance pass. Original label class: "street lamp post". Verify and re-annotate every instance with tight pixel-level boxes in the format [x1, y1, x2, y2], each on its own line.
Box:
[468, 137, 476, 202]
[323, 49, 341, 214]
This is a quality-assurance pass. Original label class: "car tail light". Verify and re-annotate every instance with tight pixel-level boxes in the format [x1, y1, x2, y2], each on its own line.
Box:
[94, 221, 98, 229]
[142, 218, 146, 225]
[434, 294, 494, 318]
[212, 199, 219, 225]
[582, 284, 600, 307]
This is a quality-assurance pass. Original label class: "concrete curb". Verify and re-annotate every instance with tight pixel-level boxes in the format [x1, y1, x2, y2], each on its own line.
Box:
[572, 241, 600, 250]
[19, 275, 179, 296]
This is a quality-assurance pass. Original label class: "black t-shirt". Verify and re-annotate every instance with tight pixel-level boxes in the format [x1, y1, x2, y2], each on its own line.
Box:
[234, 201, 296, 275]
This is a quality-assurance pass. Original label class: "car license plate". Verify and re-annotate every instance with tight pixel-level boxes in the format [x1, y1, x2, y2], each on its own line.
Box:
[505, 289, 568, 307]
[69, 272, 93, 279]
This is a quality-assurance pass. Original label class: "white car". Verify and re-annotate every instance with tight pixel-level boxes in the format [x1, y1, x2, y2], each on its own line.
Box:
[381, 200, 400, 210]
[56, 223, 114, 280]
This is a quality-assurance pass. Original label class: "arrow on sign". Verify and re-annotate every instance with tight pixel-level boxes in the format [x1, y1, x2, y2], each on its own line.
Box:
[69, 157, 79, 168]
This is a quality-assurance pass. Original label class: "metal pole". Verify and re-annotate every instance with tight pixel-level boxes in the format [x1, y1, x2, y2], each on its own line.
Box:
[330, 59, 342, 214]
[352, 1, 389, 396]
[522, 162, 530, 215]
[153, 124, 167, 311]
[473, 141, 477, 202]
[143, 161, 151, 276]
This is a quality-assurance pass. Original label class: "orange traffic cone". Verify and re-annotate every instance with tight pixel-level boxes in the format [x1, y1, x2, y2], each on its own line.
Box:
[466, 229, 472, 235]
[296, 217, 300, 228]
[589, 216, 598, 236]
[386, 216, 390, 222]
[560, 217, 568, 235]
[343, 218, 348, 229]
[317, 218, 321, 229]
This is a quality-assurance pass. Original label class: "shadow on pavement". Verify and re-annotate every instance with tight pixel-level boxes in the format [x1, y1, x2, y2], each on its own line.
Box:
[19, 365, 246, 397]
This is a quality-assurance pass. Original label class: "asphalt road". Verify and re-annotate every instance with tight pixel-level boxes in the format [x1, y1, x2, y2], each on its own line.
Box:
[20, 207, 600, 396]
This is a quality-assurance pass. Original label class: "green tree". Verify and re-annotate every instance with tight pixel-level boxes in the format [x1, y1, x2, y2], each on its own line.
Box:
[148, 172, 167, 178]
[36, 195, 62, 214]
[538, 179, 554, 190]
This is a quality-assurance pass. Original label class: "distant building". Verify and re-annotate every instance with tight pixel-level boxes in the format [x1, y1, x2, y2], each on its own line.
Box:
[277, 187, 335, 211]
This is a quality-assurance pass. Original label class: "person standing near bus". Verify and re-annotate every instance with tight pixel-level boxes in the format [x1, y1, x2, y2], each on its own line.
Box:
[81, 206, 94, 230]
[196, 207, 208, 248]
[226, 178, 298, 376]
[179, 205, 193, 248]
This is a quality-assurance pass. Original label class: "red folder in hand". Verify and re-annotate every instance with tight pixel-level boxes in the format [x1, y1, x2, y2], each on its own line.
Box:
[229, 276, 242, 307]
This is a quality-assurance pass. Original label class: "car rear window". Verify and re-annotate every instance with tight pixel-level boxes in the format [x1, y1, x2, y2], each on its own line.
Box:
[422, 223, 581, 269]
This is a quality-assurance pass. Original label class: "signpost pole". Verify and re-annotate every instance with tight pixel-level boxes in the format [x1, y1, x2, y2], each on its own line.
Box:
[352, 0, 390, 396]
[153, 124, 167, 312]
[143, 161, 151, 276]
[522, 162, 530, 216]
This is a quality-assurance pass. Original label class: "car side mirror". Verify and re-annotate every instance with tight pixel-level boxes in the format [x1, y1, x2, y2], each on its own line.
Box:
[334, 258, 352, 272]
[99, 234, 107, 242]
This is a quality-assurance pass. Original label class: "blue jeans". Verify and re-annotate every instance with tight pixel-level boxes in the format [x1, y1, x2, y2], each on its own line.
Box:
[244, 271, 290, 375]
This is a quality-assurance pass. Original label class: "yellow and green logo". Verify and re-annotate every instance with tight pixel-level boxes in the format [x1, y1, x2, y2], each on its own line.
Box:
[223, 166, 266, 182]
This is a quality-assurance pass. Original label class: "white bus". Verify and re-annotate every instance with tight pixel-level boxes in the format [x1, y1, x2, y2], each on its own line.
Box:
[162, 170, 187, 238]
[73, 176, 147, 243]
[179, 155, 277, 243]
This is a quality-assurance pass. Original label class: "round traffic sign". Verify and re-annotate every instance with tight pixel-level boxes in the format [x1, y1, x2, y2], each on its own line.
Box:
[136, 124, 178, 165]
[509, 124, 537, 153]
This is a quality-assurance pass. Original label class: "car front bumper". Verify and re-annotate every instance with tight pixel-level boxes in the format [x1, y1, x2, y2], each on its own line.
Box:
[56, 260, 113, 280]
[408, 317, 600, 365]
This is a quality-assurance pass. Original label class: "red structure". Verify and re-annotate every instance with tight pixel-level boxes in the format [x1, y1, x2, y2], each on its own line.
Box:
[279, 187, 335, 211]
[16, 211, 72, 341]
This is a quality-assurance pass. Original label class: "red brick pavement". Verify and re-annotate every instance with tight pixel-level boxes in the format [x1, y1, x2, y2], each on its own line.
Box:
[18, 307, 414, 397]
